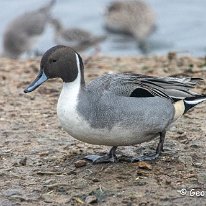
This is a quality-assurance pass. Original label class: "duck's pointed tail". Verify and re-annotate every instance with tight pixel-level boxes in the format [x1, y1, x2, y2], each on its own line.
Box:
[184, 95, 206, 113]
[173, 95, 206, 121]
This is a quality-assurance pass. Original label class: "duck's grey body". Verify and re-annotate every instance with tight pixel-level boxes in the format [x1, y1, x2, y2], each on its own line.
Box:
[24, 45, 206, 163]
[57, 80, 174, 146]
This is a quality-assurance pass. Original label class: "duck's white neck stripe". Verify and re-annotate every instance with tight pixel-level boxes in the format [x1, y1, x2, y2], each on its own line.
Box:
[75, 53, 81, 76]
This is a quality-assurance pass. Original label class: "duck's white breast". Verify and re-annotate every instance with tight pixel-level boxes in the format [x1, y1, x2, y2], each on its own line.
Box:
[57, 82, 156, 146]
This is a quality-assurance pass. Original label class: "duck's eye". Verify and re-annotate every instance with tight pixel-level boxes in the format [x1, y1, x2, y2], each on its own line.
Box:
[49, 59, 57, 63]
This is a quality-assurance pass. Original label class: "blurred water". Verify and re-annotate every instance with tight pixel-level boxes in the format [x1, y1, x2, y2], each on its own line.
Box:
[0, 0, 206, 56]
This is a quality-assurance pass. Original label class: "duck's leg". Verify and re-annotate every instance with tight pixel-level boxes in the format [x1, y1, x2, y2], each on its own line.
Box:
[84, 146, 118, 164]
[138, 41, 149, 54]
[131, 131, 166, 162]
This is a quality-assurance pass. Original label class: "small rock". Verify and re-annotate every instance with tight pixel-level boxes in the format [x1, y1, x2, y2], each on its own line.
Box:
[85, 195, 97, 204]
[68, 170, 77, 175]
[13, 157, 27, 166]
[177, 130, 184, 135]
[192, 162, 203, 168]
[44, 179, 56, 185]
[190, 142, 202, 148]
[136, 170, 149, 176]
[92, 178, 100, 182]
[39, 151, 49, 157]
[133, 180, 147, 186]
[133, 161, 152, 170]
[74, 160, 87, 168]
[122, 199, 132, 205]
[165, 179, 171, 185]
[19, 157, 27, 166]
[41, 194, 53, 203]
[197, 173, 206, 184]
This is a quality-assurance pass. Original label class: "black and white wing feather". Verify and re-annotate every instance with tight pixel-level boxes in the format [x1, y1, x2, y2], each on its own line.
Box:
[87, 73, 202, 102]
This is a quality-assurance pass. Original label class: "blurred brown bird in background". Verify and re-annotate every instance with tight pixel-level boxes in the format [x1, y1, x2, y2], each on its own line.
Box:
[50, 18, 106, 52]
[2, 0, 55, 59]
[104, 0, 156, 53]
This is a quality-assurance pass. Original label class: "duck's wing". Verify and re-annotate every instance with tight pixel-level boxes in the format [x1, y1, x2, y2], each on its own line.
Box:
[87, 73, 202, 101]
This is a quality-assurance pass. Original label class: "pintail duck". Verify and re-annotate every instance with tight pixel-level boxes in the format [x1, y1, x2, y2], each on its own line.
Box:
[104, 0, 156, 53]
[50, 18, 106, 52]
[2, 0, 55, 59]
[24, 45, 206, 163]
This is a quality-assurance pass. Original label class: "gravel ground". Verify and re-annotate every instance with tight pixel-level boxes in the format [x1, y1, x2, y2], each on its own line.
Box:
[0, 53, 206, 205]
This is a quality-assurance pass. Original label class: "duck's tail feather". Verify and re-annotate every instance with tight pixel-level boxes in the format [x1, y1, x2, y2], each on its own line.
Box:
[183, 95, 206, 113]
[173, 95, 206, 121]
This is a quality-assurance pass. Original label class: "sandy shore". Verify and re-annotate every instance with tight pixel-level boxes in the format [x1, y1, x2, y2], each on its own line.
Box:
[1, 54, 206, 205]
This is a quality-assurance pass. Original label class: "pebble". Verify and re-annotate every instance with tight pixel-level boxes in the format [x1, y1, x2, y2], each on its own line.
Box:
[92, 178, 100, 182]
[19, 157, 27, 166]
[165, 179, 171, 185]
[41, 194, 53, 203]
[190, 142, 202, 148]
[192, 162, 203, 168]
[85, 195, 97, 204]
[13, 157, 27, 166]
[133, 162, 152, 170]
[44, 179, 56, 185]
[197, 173, 206, 184]
[136, 170, 149, 176]
[74, 160, 87, 168]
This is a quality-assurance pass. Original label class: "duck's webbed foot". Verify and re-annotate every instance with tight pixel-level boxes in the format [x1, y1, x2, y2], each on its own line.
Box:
[130, 131, 166, 162]
[84, 146, 118, 164]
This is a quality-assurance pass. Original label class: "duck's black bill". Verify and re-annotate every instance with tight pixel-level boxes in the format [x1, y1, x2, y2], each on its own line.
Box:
[24, 70, 48, 93]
